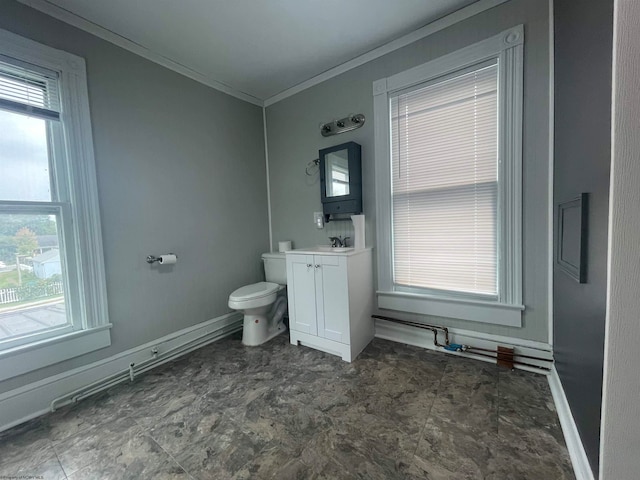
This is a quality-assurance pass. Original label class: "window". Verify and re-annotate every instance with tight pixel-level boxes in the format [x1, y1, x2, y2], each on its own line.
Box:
[0, 29, 110, 380]
[373, 26, 524, 326]
[391, 62, 499, 297]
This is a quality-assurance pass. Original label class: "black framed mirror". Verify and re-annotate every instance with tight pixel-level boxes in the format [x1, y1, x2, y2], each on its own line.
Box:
[319, 141, 362, 222]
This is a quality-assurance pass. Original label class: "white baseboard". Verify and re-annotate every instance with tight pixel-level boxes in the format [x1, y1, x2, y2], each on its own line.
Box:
[547, 366, 596, 480]
[0, 312, 243, 432]
[374, 318, 553, 373]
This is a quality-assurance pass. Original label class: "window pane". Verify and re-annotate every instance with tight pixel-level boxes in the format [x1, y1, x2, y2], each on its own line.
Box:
[0, 213, 68, 342]
[0, 108, 52, 201]
[393, 182, 497, 294]
[390, 63, 498, 296]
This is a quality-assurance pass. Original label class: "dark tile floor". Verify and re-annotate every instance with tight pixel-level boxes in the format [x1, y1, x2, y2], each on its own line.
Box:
[0, 333, 574, 479]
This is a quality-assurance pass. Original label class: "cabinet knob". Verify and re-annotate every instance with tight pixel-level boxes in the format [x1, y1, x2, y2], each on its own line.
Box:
[315, 264, 321, 269]
[306, 264, 312, 268]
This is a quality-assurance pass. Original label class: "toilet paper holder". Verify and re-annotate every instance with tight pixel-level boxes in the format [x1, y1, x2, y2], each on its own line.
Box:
[146, 253, 177, 264]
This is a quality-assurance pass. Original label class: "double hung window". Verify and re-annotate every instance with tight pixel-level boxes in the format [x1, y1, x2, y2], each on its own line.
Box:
[373, 26, 524, 326]
[0, 29, 109, 379]
[390, 61, 499, 298]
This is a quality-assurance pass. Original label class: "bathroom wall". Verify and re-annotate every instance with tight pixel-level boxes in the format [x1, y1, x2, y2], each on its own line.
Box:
[553, 0, 613, 474]
[0, 0, 269, 393]
[266, 0, 550, 342]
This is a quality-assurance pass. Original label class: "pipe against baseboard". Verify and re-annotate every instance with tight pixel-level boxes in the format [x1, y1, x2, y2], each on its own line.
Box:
[372, 314, 552, 368]
[50, 323, 241, 411]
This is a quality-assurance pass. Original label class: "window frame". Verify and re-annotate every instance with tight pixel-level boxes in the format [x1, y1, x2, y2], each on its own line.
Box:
[373, 25, 524, 327]
[0, 28, 110, 380]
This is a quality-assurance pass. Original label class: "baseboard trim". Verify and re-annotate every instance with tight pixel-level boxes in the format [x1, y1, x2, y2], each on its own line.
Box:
[0, 312, 242, 432]
[547, 366, 596, 480]
[374, 318, 553, 373]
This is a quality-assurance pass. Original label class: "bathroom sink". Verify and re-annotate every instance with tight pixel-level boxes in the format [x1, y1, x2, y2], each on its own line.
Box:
[315, 246, 354, 252]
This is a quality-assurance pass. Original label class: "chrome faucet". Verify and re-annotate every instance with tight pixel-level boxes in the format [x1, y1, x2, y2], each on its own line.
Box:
[329, 236, 342, 247]
[328, 236, 351, 248]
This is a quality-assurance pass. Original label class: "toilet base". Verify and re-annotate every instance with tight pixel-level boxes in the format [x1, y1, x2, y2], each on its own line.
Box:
[241, 293, 288, 346]
[241, 315, 286, 346]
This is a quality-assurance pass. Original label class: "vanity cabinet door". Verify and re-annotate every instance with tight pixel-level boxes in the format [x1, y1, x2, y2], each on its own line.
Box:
[287, 249, 373, 362]
[286, 254, 317, 335]
[315, 255, 349, 343]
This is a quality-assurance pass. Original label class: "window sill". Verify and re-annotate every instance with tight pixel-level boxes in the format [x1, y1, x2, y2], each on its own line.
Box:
[0, 325, 112, 382]
[377, 291, 523, 327]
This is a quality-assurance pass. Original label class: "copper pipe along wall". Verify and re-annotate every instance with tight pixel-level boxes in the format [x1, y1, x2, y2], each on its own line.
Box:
[372, 314, 553, 366]
[464, 350, 550, 371]
[465, 345, 552, 363]
[372, 315, 450, 345]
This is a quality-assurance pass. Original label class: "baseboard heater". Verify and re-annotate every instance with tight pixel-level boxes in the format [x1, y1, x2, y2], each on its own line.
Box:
[50, 322, 241, 412]
[372, 315, 552, 371]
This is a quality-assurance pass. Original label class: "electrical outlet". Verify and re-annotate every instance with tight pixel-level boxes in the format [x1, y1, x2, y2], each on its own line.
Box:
[314, 212, 324, 229]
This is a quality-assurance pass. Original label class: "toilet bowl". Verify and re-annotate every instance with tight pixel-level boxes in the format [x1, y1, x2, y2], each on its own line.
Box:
[228, 253, 288, 346]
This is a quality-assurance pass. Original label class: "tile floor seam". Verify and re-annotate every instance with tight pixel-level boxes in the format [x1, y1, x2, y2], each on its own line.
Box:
[130, 414, 144, 429]
[51, 446, 68, 480]
[144, 432, 197, 480]
[409, 356, 450, 462]
[50, 440, 72, 479]
[52, 414, 144, 478]
[151, 410, 239, 462]
[177, 410, 273, 479]
[0, 440, 64, 480]
[8, 438, 55, 465]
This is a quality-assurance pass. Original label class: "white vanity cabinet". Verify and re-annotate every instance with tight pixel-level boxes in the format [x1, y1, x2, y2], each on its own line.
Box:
[285, 248, 374, 362]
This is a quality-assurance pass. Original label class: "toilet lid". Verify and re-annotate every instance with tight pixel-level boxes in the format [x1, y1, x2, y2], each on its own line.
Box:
[229, 282, 279, 302]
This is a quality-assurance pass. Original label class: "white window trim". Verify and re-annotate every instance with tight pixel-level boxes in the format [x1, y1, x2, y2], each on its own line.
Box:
[373, 25, 524, 327]
[0, 28, 111, 377]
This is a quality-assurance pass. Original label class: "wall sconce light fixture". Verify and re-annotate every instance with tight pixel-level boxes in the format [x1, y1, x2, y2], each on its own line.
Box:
[320, 113, 365, 137]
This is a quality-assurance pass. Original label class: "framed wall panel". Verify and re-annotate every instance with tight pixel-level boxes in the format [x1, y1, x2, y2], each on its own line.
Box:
[556, 193, 588, 283]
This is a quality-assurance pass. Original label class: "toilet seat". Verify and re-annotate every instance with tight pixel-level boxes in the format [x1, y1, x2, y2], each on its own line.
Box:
[230, 281, 279, 301]
[229, 281, 280, 310]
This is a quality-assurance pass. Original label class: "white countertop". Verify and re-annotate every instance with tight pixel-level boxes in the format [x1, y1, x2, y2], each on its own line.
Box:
[284, 246, 372, 256]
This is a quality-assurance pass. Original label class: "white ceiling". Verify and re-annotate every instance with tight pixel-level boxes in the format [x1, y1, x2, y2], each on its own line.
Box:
[32, 0, 480, 103]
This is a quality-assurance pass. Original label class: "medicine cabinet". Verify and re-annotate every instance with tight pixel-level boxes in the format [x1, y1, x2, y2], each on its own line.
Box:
[319, 141, 362, 222]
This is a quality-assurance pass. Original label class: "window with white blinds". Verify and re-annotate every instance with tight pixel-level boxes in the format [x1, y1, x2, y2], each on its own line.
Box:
[0, 56, 60, 120]
[374, 26, 523, 325]
[0, 27, 110, 378]
[390, 62, 499, 297]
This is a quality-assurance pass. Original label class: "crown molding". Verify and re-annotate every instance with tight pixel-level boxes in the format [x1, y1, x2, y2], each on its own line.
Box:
[263, 0, 509, 107]
[17, 0, 509, 108]
[16, 0, 264, 106]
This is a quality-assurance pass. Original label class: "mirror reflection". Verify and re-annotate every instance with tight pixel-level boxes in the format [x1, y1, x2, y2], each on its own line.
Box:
[325, 149, 350, 197]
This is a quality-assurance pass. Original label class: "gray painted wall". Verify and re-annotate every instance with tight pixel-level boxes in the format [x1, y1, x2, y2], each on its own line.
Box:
[266, 0, 550, 342]
[553, 0, 613, 474]
[0, 1, 269, 393]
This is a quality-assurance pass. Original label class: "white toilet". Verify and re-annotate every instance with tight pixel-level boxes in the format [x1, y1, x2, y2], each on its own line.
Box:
[228, 252, 288, 346]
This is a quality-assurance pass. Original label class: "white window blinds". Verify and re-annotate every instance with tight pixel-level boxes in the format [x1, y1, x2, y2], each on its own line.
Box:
[390, 61, 498, 297]
[0, 55, 60, 120]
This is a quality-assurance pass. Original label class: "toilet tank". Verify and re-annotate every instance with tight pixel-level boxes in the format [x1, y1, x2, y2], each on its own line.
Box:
[262, 252, 287, 285]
